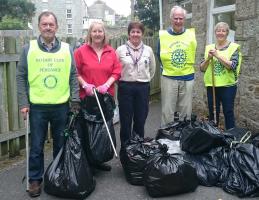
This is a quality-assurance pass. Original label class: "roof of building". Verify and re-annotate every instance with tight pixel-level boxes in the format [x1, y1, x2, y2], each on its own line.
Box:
[88, 0, 115, 19]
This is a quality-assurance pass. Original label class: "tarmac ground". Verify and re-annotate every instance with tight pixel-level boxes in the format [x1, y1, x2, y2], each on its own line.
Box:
[0, 101, 255, 200]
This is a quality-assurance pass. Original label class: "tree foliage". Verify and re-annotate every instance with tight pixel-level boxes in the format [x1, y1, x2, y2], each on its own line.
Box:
[0, 16, 25, 30]
[0, 0, 35, 29]
[134, 0, 159, 35]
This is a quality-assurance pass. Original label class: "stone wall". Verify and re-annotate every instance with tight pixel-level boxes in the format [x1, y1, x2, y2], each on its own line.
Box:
[190, 0, 208, 117]
[234, 0, 259, 131]
[162, 0, 259, 131]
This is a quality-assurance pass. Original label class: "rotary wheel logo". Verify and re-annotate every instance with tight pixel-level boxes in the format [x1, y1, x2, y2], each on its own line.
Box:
[214, 61, 224, 76]
[44, 75, 57, 89]
[171, 49, 187, 68]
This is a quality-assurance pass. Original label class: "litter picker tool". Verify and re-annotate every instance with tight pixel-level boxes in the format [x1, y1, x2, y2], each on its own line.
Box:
[211, 58, 217, 125]
[25, 112, 29, 191]
[93, 88, 118, 158]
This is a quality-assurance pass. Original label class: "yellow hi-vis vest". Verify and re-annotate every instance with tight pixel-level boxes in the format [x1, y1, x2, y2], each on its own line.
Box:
[159, 28, 197, 76]
[27, 40, 71, 104]
[204, 42, 242, 87]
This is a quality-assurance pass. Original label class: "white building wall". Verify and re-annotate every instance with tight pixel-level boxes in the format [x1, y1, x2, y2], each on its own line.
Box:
[30, 0, 87, 38]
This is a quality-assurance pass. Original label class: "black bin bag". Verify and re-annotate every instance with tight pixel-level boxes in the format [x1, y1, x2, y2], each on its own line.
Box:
[184, 146, 229, 187]
[144, 144, 198, 197]
[156, 121, 188, 141]
[224, 127, 259, 148]
[81, 92, 116, 164]
[180, 120, 228, 154]
[44, 113, 96, 199]
[120, 134, 160, 185]
[223, 143, 259, 198]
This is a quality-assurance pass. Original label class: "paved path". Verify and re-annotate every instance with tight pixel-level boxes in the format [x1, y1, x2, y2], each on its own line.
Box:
[0, 101, 254, 200]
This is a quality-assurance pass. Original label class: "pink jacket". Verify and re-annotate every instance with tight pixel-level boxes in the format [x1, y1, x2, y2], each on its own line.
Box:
[74, 44, 121, 99]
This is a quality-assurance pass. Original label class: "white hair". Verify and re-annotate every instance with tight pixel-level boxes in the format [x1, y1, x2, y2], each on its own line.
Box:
[170, 6, 187, 19]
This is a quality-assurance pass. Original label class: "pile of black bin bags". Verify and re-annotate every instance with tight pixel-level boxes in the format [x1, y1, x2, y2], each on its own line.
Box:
[44, 93, 117, 199]
[120, 133, 199, 197]
[120, 117, 259, 198]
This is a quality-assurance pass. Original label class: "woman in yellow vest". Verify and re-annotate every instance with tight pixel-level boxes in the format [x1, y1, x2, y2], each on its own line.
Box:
[200, 22, 242, 130]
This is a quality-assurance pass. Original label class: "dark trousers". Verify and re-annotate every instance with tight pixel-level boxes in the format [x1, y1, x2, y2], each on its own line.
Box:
[207, 85, 237, 130]
[118, 81, 150, 147]
[29, 103, 69, 182]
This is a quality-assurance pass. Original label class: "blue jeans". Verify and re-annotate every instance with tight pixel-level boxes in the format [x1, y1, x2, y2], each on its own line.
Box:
[29, 103, 69, 182]
[118, 81, 150, 147]
[207, 85, 237, 130]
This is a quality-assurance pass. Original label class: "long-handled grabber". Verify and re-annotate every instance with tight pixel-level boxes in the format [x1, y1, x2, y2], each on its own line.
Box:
[93, 88, 118, 158]
[25, 112, 29, 191]
[211, 59, 217, 125]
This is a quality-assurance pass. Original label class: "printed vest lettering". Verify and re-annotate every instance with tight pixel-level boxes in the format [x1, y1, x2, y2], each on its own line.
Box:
[159, 28, 197, 76]
[27, 40, 71, 104]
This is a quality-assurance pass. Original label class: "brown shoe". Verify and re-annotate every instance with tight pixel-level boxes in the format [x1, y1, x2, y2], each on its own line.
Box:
[28, 181, 41, 197]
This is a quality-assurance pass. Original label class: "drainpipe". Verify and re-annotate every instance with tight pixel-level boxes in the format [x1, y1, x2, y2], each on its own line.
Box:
[159, 0, 163, 30]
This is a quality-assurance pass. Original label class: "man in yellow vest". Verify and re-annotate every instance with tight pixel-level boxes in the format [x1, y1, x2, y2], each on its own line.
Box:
[158, 6, 197, 126]
[16, 11, 80, 197]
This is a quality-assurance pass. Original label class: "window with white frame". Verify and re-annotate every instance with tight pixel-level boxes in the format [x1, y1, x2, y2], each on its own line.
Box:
[67, 24, 72, 34]
[207, 0, 236, 43]
[214, 0, 235, 8]
[66, 9, 72, 19]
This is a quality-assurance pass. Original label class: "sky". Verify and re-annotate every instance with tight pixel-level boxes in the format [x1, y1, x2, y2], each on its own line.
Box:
[85, 0, 131, 16]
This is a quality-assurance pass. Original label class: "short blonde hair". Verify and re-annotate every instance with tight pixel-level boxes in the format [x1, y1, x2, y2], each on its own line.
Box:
[85, 21, 108, 45]
[170, 6, 187, 19]
[214, 22, 230, 35]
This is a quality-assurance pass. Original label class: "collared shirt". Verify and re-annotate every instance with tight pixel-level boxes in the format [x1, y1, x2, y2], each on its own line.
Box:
[170, 27, 185, 35]
[39, 36, 55, 52]
[126, 41, 145, 66]
[116, 41, 156, 82]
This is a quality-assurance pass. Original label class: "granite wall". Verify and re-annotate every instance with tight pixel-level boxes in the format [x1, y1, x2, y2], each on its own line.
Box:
[162, 0, 259, 131]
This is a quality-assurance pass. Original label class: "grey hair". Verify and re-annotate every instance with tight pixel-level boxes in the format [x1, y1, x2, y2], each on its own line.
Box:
[214, 22, 230, 35]
[170, 6, 187, 19]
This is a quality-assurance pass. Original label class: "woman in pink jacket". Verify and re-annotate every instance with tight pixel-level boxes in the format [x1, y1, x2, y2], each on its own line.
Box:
[74, 21, 121, 99]
[74, 21, 121, 171]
